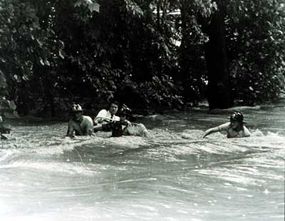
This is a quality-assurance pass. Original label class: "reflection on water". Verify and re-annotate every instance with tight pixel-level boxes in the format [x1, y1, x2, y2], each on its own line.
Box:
[0, 103, 284, 221]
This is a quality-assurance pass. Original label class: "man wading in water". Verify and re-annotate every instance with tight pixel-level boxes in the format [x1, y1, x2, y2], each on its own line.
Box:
[110, 105, 132, 137]
[93, 103, 148, 137]
[93, 101, 121, 132]
[203, 111, 251, 138]
[66, 104, 94, 137]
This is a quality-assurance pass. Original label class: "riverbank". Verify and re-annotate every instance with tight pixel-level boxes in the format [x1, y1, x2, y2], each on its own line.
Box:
[2, 97, 284, 126]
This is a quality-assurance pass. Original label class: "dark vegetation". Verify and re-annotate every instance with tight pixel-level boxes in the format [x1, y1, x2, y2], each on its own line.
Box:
[0, 0, 284, 117]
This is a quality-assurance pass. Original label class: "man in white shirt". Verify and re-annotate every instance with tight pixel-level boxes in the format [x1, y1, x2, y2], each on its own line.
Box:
[94, 103, 150, 137]
[93, 102, 120, 132]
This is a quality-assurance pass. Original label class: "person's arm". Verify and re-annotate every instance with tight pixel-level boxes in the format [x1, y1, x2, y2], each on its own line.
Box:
[94, 110, 111, 124]
[242, 126, 251, 137]
[120, 119, 131, 126]
[113, 115, 120, 122]
[87, 128, 93, 135]
[203, 122, 229, 138]
[203, 127, 220, 138]
[84, 116, 94, 135]
[66, 120, 75, 137]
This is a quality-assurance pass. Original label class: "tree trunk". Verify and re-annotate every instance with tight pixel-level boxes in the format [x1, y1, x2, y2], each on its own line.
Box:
[177, 2, 190, 91]
[202, 0, 232, 109]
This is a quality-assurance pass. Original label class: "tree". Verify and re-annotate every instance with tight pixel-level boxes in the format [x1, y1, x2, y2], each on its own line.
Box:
[226, 0, 285, 104]
[0, 0, 284, 116]
[199, 0, 232, 109]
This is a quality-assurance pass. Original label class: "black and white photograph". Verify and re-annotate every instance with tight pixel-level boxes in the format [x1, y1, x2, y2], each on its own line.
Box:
[0, 0, 284, 220]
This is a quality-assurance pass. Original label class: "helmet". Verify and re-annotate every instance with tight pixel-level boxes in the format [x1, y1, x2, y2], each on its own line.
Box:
[230, 111, 243, 123]
[71, 104, 83, 112]
[121, 104, 131, 112]
[120, 104, 132, 116]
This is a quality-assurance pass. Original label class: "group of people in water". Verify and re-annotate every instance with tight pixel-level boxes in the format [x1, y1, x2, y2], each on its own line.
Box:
[0, 101, 251, 140]
[66, 102, 149, 138]
[66, 101, 251, 139]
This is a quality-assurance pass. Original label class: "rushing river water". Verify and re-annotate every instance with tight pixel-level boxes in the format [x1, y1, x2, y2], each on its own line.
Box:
[0, 101, 284, 221]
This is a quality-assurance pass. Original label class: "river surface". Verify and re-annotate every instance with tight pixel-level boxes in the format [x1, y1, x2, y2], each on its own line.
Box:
[0, 101, 284, 221]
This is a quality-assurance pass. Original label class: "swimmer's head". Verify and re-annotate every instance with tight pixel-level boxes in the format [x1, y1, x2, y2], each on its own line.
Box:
[71, 104, 83, 113]
[230, 111, 244, 124]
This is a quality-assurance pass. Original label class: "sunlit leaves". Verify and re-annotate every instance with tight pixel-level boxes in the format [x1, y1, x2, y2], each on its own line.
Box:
[74, 0, 100, 13]
[0, 0, 284, 114]
[227, 0, 285, 104]
[193, 0, 217, 18]
[124, 0, 143, 16]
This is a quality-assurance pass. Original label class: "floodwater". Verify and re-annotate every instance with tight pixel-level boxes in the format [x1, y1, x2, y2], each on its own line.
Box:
[0, 101, 284, 221]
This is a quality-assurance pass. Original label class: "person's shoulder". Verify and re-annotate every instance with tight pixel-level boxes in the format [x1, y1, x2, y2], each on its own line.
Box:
[98, 109, 107, 113]
[218, 122, 230, 130]
[95, 109, 108, 117]
[97, 109, 108, 114]
[83, 115, 92, 120]
[68, 119, 76, 125]
[68, 118, 74, 122]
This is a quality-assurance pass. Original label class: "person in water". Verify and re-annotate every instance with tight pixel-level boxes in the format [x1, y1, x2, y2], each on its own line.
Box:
[66, 104, 94, 137]
[111, 106, 132, 137]
[0, 115, 11, 140]
[94, 103, 149, 137]
[112, 105, 149, 137]
[203, 111, 251, 138]
[93, 101, 121, 132]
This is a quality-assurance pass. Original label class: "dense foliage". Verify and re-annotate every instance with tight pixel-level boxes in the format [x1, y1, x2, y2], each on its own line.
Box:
[0, 0, 284, 116]
[226, 0, 285, 105]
